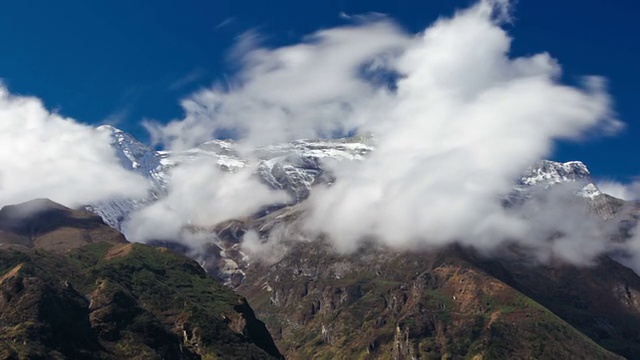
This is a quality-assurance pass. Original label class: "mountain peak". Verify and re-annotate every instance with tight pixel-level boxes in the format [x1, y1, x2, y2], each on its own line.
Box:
[516, 160, 601, 199]
[520, 160, 592, 186]
[100, 126, 161, 172]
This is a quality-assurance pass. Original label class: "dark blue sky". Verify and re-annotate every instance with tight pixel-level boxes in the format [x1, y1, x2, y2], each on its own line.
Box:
[0, 0, 638, 181]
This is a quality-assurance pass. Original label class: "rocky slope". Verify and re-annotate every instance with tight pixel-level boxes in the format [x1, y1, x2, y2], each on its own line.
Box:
[183, 190, 635, 359]
[0, 200, 282, 359]
[136, 187, 638, 359]
[236, 238, 637, 359]
[205, 184, 640, 359]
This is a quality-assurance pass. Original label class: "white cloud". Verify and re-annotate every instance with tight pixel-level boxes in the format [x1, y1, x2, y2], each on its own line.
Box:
[141, 0, 622, 265]
[0, 84, 149, 208]
[214, 17, 236, 30]
[597, 180, 640, 201]
[144, 19, 409, 150]
[303, 1, 617, 256]
[122, 160, 288, 242]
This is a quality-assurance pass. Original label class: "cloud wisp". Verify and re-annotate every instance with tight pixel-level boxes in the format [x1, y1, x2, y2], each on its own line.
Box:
[597, 180, 640, 201]
[122, 160, 288, 243]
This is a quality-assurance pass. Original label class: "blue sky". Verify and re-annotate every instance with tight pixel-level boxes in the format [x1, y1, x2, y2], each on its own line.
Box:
[0, 0, 638, 181]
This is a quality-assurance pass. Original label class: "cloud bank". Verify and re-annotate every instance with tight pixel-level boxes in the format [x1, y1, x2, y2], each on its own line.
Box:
[303, 2, 618, 253]
[0, 85, 149, 208]
[141, 0, 621, 264]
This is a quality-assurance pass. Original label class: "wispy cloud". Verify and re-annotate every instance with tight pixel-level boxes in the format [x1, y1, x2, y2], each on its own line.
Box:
[215, 17, 236, 30]
[167, 68, 208, 92]
[215, 16, 236, 29]
[123, 159, 288, 242]
[598, 180, 640, 200]
[102, 106, 132, 126]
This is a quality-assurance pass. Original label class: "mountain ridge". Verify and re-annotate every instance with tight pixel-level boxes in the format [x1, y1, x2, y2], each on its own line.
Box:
[91, 126, 605, 232]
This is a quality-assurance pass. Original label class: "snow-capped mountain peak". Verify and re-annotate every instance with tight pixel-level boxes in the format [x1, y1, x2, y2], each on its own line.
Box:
[518, 160, 601, 198]
[520, 160, 592, 186]
[98, 125, 162, 174]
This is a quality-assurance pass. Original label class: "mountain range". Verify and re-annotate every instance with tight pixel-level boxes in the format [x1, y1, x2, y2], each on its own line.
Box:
[94, 126, 605, 228]
[1, 126, 640, 359]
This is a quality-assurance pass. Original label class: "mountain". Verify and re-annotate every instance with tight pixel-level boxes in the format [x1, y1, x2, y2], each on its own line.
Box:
[237, 239, 636, 359]
[187, 193, 637, 359]
[91, 126, 374, 230]
[518, 160, 601, 198]
[85, 126, 168, 230]
[91, 126, 600, 232]
[0, 199, 282, 359]
[82, 127, 640, 358]
[87, 126, 621, 287]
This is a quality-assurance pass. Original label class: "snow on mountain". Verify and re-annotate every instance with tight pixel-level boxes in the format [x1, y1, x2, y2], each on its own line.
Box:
[85, 126, 166, 230]
[88, 126, 604, 231]
[158, 139, 247, 171]
[255, 137, 374, 202]
[87, 127, 374, 230]
[98, 126, 161, 175]
[518, 160, 601, 198]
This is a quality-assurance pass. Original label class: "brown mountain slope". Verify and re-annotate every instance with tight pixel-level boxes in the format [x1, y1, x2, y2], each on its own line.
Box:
[0, 200, 283, 360]
[478, 253, 640, 358]
[236, 239, 631, 359]
[0, 198, 127, 253]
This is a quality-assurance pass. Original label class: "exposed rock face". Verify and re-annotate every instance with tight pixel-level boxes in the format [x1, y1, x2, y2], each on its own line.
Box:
[0, 200, 283, 359]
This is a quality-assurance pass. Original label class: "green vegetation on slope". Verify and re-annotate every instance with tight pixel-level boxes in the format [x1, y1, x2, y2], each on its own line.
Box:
[0, 243, 282, 360]
[238, 241, 624, 360]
